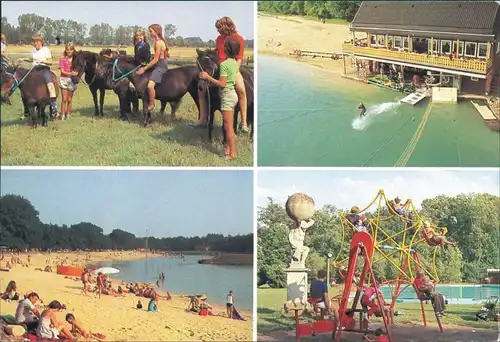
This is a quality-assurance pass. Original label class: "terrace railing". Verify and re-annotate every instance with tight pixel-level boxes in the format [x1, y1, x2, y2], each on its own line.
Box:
[342, 44, 489, 74]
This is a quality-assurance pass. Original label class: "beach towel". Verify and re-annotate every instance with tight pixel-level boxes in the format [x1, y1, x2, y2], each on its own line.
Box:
[0, 314, 17, 325]
[231, 307, 245, 321]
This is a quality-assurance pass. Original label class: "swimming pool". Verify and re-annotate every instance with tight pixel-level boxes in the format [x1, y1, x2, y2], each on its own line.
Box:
[377, 284, 500, 304]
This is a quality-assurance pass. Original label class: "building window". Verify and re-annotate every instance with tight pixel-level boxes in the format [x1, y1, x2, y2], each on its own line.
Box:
[429, 39, 439, 54]
[376, 35, 386, 47]
[370, 35, 376, 46]
[394, 36, 402, 49]
[402, 37, 409, 51]
[477, 43, 488, 59]
[465, 42, 477, 57]
[453, 41, 464, 56]
[441, 40, 452, 55]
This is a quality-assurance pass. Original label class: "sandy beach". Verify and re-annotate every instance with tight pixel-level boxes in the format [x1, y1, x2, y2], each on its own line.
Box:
[258, 13, 353, 74]
[0, 251, 252, 341]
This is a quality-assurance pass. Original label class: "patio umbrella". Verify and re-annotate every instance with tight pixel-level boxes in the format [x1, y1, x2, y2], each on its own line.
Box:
[93, 267, 120, 275]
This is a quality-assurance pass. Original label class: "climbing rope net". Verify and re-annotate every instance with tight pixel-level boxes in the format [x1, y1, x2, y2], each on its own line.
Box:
[333, 189, 447, 301]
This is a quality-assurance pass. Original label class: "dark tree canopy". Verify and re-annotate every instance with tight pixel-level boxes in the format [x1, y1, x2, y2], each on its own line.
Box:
[0, 195, 252, 254]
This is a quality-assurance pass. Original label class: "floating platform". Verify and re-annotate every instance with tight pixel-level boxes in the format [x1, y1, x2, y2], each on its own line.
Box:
[400, 90, 427, 105]
[470, 100, 500, 131]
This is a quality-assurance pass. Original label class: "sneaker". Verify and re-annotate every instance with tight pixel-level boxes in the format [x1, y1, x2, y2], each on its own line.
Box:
[240, 124, 249, 133]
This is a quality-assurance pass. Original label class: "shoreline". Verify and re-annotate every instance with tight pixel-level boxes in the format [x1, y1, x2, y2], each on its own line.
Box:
[0, 251, 252, 340]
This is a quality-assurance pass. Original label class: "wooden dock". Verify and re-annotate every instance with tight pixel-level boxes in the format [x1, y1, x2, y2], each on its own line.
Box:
[400, 90, 427, 105]
[289, 49, 343, 59]
[470, 100, 500, 131]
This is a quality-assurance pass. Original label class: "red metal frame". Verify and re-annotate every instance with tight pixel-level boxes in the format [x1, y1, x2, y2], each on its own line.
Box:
[334, 231, 393, 342]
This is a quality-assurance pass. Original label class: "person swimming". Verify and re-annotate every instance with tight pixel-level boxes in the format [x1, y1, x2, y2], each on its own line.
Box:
[358, 102, 366, 117]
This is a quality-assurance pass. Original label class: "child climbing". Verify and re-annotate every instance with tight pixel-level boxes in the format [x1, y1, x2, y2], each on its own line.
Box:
[422, 221, 458, 251]
[389, 197, 409, 217]
[360, 285, 392, 330]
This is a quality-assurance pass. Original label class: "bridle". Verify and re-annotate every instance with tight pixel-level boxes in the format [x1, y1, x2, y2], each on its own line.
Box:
[196, 55, 218, 120]
[111, 58, 144, 82]
[2, 66, 35, 97]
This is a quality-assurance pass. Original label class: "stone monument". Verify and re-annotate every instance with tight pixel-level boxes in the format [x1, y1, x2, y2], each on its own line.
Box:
[284, 193, 316, 306]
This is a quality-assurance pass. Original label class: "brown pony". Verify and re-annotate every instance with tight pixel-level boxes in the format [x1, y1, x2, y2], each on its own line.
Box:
[1, 64, 59, 127]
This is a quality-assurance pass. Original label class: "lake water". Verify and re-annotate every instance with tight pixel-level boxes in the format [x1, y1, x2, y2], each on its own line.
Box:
[97, 255, 253, 309]
[258, 55, 500, 166]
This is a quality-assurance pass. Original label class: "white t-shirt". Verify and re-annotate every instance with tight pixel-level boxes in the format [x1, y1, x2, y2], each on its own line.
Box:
[227, 294, 233, 304]
[32, 46, 52, 66]
[15, 298, 37, 323]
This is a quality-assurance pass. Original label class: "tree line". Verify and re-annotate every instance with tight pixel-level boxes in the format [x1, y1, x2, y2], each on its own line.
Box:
[0, 194, 253, 254]
[1, 14, 254, 48]
[258, 1, 361, 21]
[258, 193, 499, 287]
[258, 0, 437, 22]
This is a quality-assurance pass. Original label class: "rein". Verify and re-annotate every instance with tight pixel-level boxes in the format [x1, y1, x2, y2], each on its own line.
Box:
[112, 59, 144, 82]
[196, 55, 215, 122]
[4, 65, 35, 95]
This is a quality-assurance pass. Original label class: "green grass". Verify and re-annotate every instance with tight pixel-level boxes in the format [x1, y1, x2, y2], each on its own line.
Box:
[1, 59, 253, 166]
[257, 287, 498, 334]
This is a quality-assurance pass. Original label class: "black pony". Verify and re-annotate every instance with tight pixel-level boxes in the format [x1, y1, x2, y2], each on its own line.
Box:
[106, 56, 201, 126]
[72, 50, 141, 120]
[1, 64, 59, 127]
[195, 48, 254, 142]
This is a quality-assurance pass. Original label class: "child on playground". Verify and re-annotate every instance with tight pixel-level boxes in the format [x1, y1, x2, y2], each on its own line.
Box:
[422, 221, 458, 251]
[200, 36, 241, 160]
[360, 285, 392, 329]
[390, 197, 409, 217]
[364, 328, 389, 342]
[58, 42, 78, 120]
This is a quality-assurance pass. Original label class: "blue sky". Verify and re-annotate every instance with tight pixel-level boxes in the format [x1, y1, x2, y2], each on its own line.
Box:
[258, 169, 500, 210]
[1, 1, 254, 41]
[1, 169, 253, 238]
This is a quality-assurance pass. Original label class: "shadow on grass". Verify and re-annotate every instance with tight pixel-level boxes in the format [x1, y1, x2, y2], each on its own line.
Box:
[151, 117, 223, 156]
[257, 307, 297, 333]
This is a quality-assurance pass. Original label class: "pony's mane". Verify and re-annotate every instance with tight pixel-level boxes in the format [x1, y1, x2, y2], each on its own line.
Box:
[118, 55, 137, 64]
[197, 48, 218, 63]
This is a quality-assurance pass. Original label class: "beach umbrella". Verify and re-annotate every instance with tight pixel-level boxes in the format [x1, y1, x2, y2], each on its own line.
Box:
[93, 267, 120, 275]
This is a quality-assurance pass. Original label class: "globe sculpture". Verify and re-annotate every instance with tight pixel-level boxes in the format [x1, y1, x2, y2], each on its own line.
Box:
[285, 193, 316, 222]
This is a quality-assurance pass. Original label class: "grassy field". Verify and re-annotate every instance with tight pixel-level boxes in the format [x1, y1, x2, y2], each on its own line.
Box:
[257, 287, 498, 334]
[1, 48, 253, 166]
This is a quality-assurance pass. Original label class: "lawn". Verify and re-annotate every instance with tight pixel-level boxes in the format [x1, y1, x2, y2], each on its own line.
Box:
[1, 48, 254, 166]
[257, 287, 498, 336]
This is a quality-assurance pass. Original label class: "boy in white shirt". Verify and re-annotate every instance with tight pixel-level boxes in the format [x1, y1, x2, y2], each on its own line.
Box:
[20, 35, 59, 116]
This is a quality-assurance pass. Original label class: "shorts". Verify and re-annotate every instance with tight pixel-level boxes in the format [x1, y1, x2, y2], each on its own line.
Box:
[59, 77, 77, 92]
[34, 65, 53, 83]
[226, 303, 233, 308]
[221, 88, 238, 111]
[316, 301, 326, 309]
[150, 59, 168, 84]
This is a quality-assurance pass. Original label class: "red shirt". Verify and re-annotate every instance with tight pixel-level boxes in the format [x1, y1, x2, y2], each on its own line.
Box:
[216, 33, 245, 63]
[413, 278, 423, 290]
[375, 335, 389, 342]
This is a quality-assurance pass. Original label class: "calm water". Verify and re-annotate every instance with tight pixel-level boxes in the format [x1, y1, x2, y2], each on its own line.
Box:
[377, 284, 500, 304]
[98, 255, 253, 309]
[258, 55, 500, 166]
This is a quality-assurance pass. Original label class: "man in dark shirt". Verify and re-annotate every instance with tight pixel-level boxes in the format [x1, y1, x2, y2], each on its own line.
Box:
[358, 102, 366, 117]
[310, 269, 329, 311]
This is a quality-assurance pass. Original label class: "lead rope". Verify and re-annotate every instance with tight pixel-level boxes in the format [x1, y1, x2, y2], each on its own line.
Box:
[196, 59, 211, 126]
